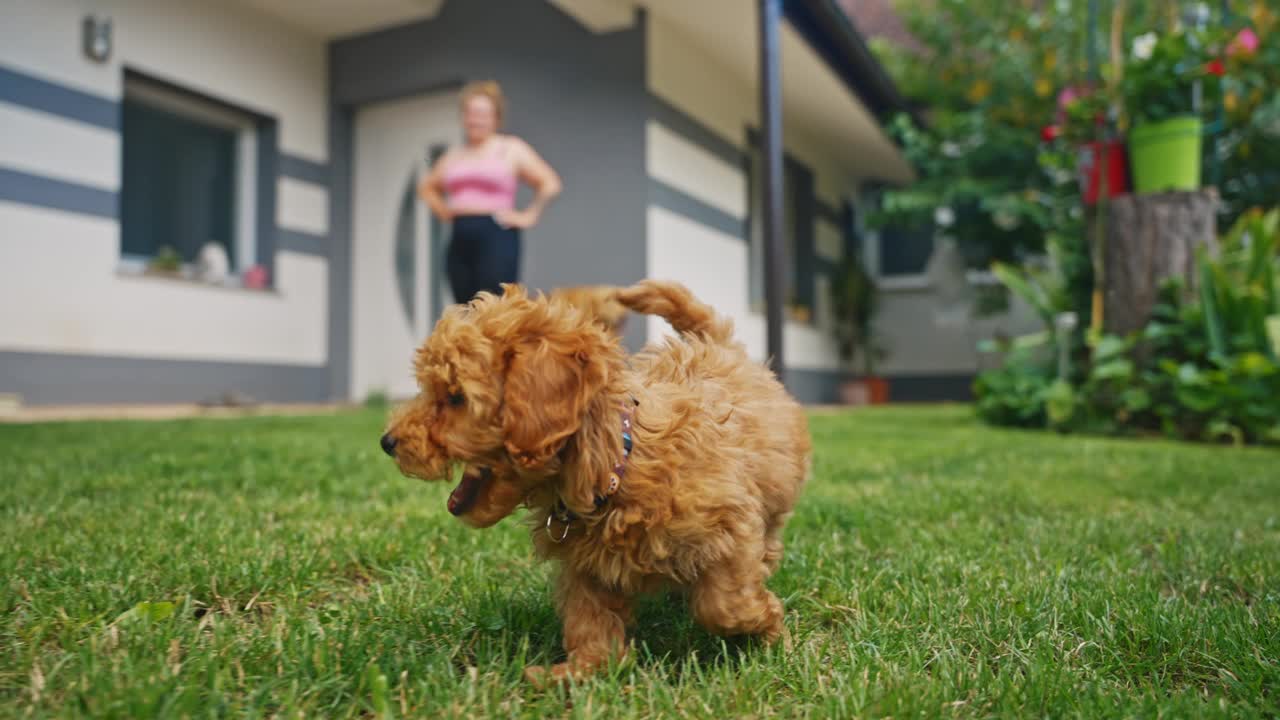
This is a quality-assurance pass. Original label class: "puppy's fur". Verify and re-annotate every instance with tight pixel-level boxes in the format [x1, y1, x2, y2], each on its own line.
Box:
[550, 285, 628, 337]
[384, 280, 810, 683]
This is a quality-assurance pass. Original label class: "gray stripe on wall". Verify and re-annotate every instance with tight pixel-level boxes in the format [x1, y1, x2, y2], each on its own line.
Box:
[255, 122, 280, 281]
[326, 105, 353, 402]
[792, 159, 816, 311]
[279, 153, 330, 186]
[276, 228, 328, 256]
[0, 166, 117, 219]
[648, 94, 745, 168]
[786, 368, 849, 405]
[0, 64, 119, 130]
[786, 368, 976, 405]
[650, 179, 744, 240]
[886, 374, 976, 402]
[0, 350, 330, 406]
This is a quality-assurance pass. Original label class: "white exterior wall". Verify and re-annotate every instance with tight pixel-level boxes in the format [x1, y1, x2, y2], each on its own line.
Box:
[0, 102, 120, 191]
[0, 202, 328, 364]
[645, 14, 844, 372]
[0, 0, 329, 367]
[0, 0, 327, 161]
[856, 194, 1044, 377]
[871, 284, 1041, 376]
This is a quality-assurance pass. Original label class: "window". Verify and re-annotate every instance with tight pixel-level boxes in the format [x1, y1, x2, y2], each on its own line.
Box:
[878, 222, 935, 276]
[120, 73, 260, 273]
[747, 137, 815, 318]
[842, 200, 863, 261]
[860, 185, 935, 279]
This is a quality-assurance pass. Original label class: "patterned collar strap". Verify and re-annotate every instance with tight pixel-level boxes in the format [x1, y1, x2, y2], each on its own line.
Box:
[547, 398, 637, 542]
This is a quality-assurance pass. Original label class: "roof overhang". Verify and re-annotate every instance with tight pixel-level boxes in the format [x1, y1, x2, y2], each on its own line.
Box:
[234, 0, 445, 40]
[639, 0, 915, 185]
[785, 0, 919, 126]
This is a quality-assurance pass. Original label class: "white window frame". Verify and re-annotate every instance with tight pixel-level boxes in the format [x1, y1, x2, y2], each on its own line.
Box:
[850, 189, 930, 291]
[852, 190, 1006, 293]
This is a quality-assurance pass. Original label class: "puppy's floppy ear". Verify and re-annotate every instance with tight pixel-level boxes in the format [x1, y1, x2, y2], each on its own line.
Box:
[501, 334, 610, 473]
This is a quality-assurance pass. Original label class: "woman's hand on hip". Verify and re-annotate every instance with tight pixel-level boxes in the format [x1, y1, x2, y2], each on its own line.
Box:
[494, 208, 538, 230]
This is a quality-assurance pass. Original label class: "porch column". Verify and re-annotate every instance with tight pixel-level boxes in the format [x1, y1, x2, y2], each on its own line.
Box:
[757, 0, 786, 380]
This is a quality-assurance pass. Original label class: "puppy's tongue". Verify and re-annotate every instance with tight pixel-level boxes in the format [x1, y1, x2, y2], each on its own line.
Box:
[447, 467, 490, 516]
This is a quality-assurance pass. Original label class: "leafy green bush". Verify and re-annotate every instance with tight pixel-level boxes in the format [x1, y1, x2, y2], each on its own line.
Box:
[1199, 207, 1280, 358]
[1157, 353, 1280, 444]
[1075, 322, 1280, 445]
[1122, 28, 1225, 126]
[973, 348, 1052, 428]
[975, 208, 1280, 446]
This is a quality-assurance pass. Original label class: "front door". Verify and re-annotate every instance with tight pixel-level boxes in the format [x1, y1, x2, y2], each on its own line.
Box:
[351, 92, 457, 401]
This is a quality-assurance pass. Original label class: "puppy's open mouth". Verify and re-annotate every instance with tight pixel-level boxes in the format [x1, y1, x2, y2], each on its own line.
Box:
[447, 466, 491, 516]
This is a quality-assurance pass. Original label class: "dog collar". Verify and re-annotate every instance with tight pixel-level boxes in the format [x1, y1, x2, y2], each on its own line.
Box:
[546, 398, 637, 542]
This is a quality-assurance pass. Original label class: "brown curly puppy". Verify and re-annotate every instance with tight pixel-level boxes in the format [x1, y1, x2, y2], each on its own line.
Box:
[381, 280, 810, 684]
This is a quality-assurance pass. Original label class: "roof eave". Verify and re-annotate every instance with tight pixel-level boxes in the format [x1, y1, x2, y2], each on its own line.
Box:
[784, 0, 923, 127]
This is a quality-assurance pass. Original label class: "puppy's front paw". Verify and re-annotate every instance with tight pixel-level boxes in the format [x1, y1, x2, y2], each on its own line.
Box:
[522, 662, 577, 688]
[522, 664, 550, 688]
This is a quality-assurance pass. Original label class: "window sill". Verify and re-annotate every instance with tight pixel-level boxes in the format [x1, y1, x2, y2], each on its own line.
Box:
[116, 264, 278, 295]
[965, 270, 1000, 286]
[876, 275, 932, 292]
[748, 304, 816, 328]
[875, 270, 1000, 293]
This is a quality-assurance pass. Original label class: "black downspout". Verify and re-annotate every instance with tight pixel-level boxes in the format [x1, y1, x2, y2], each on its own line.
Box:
[758, 0, 786, 382]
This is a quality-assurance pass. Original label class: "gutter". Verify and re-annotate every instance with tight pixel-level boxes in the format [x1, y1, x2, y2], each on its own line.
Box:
[784, 0, 924, 127]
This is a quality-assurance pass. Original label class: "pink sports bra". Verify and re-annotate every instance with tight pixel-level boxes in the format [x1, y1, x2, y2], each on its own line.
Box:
[442, 140, 518, 213]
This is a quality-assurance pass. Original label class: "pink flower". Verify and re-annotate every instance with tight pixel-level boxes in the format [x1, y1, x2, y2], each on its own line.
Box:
[1055, 84, 1091, 126]
[1229, 27, 1259, 57]
[1057, 85, 1087, 111]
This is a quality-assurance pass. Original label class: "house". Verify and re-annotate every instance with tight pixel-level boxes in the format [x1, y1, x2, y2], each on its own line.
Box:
[0, 0, 1032, 407]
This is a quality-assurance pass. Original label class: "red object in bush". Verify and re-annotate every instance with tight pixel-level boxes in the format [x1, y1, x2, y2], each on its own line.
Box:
[1204, 59, 1226, 77]
[1077, 140, 1130, 205]
[1040, 125, 1063, 143]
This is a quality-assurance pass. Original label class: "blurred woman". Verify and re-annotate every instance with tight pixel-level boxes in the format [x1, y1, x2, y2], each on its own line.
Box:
[419, 81, 561, 303]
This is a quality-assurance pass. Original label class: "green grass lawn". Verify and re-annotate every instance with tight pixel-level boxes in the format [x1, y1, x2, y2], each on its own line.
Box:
[2, 405, 1278, 718]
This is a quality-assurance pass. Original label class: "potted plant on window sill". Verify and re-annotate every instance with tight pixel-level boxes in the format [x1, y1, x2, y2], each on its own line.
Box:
[787, 302, 812, 325]
[832, 251, 889, 405]
[145, 246, 184, 278]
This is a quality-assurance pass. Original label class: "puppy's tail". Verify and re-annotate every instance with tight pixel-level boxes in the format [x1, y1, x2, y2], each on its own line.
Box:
[551, 285, 629, 334]
[615, 280, 735, 345]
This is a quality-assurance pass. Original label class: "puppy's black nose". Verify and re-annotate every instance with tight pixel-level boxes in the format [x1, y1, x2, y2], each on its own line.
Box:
[380, 433, 398, 457]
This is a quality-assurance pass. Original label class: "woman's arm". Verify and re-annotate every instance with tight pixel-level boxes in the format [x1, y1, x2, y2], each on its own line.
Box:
[418, 151, 454, 223]
[499, 138, 561, 229]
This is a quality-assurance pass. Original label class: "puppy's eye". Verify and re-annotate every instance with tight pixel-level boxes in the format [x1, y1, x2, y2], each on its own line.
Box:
[448, 392, 465, 407]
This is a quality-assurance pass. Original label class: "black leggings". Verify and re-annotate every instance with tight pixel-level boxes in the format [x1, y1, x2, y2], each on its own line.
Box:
[446, 215, 521, 304]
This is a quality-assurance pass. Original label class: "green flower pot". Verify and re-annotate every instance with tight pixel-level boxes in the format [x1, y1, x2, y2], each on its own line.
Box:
[1128, 116, 1203, 194]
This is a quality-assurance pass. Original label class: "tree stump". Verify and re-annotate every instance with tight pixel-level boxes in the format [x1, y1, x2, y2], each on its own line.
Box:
[1102, 190, 1218, 335]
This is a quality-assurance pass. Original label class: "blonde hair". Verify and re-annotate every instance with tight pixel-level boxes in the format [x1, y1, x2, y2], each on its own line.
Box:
[460, 80, 505, 127]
